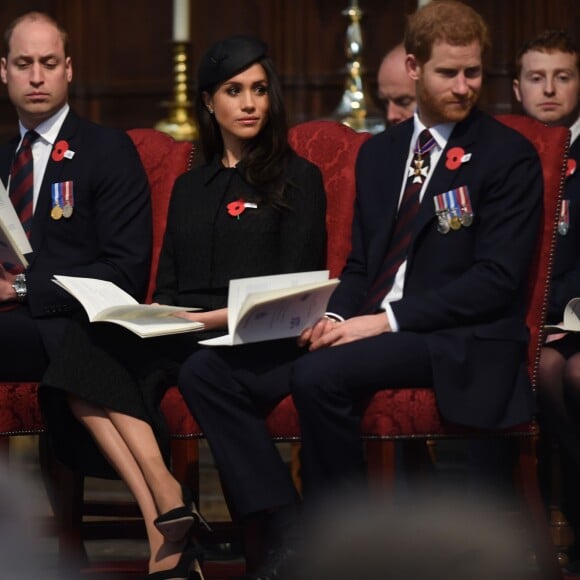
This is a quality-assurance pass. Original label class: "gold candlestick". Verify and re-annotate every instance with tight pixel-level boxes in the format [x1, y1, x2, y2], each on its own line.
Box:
[155, 41, 198, 142]
[333, 0, 383, 134]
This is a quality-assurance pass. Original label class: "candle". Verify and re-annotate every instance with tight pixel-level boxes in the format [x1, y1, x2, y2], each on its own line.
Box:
[173, 0, 190, 42]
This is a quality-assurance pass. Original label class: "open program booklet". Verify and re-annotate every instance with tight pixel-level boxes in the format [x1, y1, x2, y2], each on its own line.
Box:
[0, 179, 32, 268]
[52, 275, 204, 338]
[200, 270, 339, 346]
[545, 297, 580, 333]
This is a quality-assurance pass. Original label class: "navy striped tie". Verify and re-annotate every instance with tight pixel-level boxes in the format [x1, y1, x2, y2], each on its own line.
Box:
[361, 129, 436, 314]
[10, 130, 39, 239]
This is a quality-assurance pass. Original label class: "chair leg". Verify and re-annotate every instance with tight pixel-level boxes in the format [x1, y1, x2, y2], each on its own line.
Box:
[170, 438, 200, 505]
[38, 434, 88, 572]
[365, 440, 396, 491]
[0, 436, 9, 458]
[515, 436, 563, 580]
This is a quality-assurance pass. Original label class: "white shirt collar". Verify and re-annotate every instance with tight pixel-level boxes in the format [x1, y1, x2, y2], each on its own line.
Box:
[19, 103, 70, 146]
[412, 113, 455, 150]
[569, 114, 580, 146]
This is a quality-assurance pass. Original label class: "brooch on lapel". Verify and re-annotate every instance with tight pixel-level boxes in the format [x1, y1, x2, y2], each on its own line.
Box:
[445, 147, 472, 171]
[51, 140, 75, 162]
[227, 198, 258, 219]
[433, 185, 474, 234]
[566, 158, 576, 178]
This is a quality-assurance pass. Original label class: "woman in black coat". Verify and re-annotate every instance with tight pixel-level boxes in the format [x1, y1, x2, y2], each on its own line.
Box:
[40, 35, 326, 579]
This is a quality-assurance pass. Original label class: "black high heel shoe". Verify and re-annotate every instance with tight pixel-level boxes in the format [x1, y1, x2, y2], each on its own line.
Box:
[154, 485, 212, 542]
[146, 542, 205, 579]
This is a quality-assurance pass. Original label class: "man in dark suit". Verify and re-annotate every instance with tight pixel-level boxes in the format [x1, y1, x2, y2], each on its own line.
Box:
[514, 29, 580, 572]
[0, 12, 151, 380]
[180, 2, 543, 577]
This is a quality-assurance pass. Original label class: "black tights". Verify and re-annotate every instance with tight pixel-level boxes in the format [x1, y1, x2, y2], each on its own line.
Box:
[537, 341, 580, 555]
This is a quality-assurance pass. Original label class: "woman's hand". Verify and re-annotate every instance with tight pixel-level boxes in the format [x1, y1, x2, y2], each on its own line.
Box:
[171, 307, 228, 332]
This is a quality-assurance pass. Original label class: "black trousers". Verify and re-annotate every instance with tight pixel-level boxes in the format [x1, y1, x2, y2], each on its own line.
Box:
[179, 332, 433, 516]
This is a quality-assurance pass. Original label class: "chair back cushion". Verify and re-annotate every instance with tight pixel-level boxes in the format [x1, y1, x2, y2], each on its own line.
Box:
[288, 120, 372, 278]
[496, 115, 568, 384]
[127, 129, 193, 302]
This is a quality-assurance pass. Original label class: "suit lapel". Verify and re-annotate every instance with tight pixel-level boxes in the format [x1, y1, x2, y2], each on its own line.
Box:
[30, 111, 80, 255]
[414, 110, 481, 237]
[367, 122, 414, 280]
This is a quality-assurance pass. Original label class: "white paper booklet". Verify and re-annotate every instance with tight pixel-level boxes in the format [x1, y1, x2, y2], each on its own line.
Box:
[200, 270, 339, 346]
[52, 275, 204, 338]
[545, 297, 580, 333]
[0, 179, 32, 268]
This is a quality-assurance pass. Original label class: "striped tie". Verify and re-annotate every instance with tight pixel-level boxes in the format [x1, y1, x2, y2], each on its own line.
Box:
[360, 129, 436, 314]
[10, 130, 40, 239]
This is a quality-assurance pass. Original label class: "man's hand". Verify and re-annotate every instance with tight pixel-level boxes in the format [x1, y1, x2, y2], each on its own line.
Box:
[300, 313, 391, 351]
[0, 265, 17, 302]
[298, 316, 338, 348]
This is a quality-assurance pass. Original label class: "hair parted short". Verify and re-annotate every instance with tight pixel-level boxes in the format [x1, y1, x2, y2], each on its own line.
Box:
[514, 29, 579, 79]
[404, 0, 489, 64]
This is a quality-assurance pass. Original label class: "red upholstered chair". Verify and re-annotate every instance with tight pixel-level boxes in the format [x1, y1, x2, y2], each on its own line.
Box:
[262, 116, 568, 580]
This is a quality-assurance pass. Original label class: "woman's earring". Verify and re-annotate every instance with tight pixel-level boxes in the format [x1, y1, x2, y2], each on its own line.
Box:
[208, 107, 214, 115]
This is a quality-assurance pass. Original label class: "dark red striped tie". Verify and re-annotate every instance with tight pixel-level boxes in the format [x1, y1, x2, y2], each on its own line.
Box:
[360, 129, 436, 314]
[10, 130, 39, 239]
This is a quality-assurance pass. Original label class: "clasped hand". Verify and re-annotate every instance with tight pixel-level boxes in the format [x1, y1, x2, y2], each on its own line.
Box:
[298, 313, 391, 351]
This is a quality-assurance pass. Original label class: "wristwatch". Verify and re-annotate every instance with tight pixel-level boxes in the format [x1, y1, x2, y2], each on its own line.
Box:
[12, 273, 27, 303]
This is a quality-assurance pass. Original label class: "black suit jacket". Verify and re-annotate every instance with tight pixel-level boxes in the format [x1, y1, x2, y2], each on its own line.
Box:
[0, 109, 152, 356]
[547, 136, 580, 322]
[328, 109, 543, 428]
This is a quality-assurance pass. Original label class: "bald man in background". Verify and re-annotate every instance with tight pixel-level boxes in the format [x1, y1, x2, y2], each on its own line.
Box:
[377, 43, 417, 126]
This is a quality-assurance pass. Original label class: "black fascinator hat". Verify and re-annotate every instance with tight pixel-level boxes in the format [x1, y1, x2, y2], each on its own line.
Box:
[197, 35, 268, 91]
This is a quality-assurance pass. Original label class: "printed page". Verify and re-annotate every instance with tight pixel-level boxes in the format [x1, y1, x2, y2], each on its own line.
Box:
[0, 179, 32, 258]
[53, 275, 139, 321]
[545, 297, 580, 333]
[234, 279, 339, 343]
[225, 270, 330, 331]
[103, 315, 204, 338]
[200, 271, 335, 346]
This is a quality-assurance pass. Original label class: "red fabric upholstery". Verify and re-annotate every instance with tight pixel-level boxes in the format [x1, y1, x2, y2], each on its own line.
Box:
[288, 120, 371, 278]
[126, 129, 193, 302]
[0, 382, 45, 436]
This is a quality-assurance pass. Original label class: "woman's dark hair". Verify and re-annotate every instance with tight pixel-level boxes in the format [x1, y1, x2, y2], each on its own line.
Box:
[195, 56, 292, 207]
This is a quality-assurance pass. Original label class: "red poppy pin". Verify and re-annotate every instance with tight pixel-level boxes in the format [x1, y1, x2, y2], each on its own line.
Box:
[51, 140, 74, 162]
[227, 199, 258, 219]
[227, 199, 246, 217]
[445, 147, 471, 171]
[566, 158, 577, 178]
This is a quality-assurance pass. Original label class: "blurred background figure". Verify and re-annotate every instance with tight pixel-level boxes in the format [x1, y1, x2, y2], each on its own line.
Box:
[294, 488, 535, 580]
[376, 43, 416, 127]
[0, 459, 67, 579]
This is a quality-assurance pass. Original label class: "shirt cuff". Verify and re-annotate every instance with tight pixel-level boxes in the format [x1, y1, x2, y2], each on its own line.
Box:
[324, 312, 345, 323]
[383, 304, 399, 332]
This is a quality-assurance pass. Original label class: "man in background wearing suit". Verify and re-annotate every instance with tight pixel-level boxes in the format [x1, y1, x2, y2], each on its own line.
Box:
[0, 12, 151, 380]
[514, 29, 580, 573]
[180, 2, 543, 578]
[377, 43, 416, 127]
